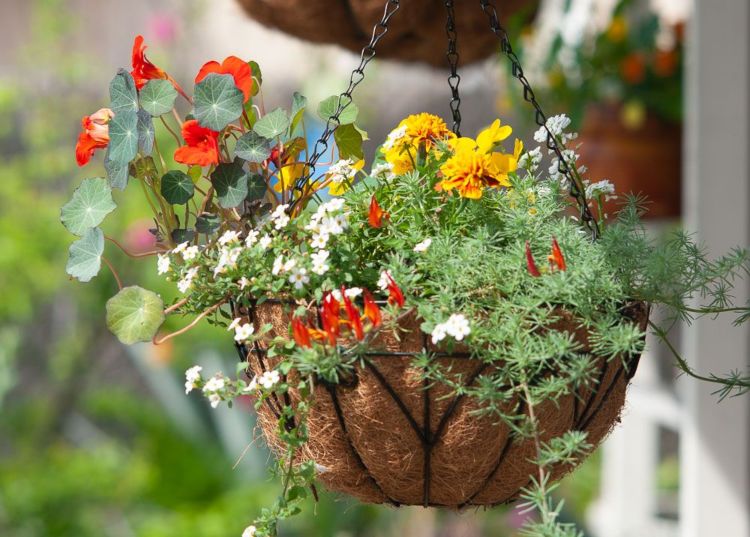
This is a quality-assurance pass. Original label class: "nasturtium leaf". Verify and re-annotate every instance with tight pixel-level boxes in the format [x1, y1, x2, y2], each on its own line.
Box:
[193, 73, 244, 131]
[104, 150, 129, 190]
[235, 131, 271, 163]
[317, 95, 358, 125]
[137, 109, 155, 154]
[160, 170, 194, 205]
[188, 165, 203, 183]
[290, 92, 307, 133]
[212, 161, 248, 208]
[109, 69, 139, 115]
[130, 156, 158, 180]
[247, 173, 267, 202]
[253, 108, 289, 139]
[105, 286, 165, 345]
[171, 228, 195, 243]
[196, 213, 221, 234]
[61, 177, 117, 236]
[108, 110, 139, 164]
[334, 123, 364, 160]
[66, 227, 104, 282]
[249, 60, 262, 96]
[139, 79, 178, 116]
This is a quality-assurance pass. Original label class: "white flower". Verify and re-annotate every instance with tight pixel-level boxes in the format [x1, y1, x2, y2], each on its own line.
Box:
[534, 114, 572, 144]
[157, 254, 171, 275]
[431, 323, 447, 344]
[518, 146, 543, 172]
[311, 249, 330, 275]
[382, 124, 407, 150]
[242, 525, 257, 537]
[345, 287, 362, 298]
[271, 204, 290, 230]
[371, 162, 394, 179]
[323, 198, 345, 212]
[182, 245, 200, 261]
[282, 258, 297, 272]
[310, 233, 329, 249]
[259, 234, 272, 250]
[184, 365, 203, 394]
[444, 313, 471, 341]
[259, 370, 281, 389]
[233, 323, 255, 342]
[327, 159, 359, 188]
[219, 230, 241, 246]
[413, 238, 432, 253]
[203, 374, 226, 393]
[227, 318, 242, 332]
[243, 376, 258, 393]
[172, 241, 189, 255]
[245, 229, 260, 247]
[208, 393, 221, 408]
[214, 247, 242, 276]
[177, 266, 200, 293]
[377, 269, 393, 291]
[288, 267, 310, 290]
[586, 179, 616, 201]
[312, 262, 329, 275]
[238, 276, 251, 290]
[272, 255, 284, 276]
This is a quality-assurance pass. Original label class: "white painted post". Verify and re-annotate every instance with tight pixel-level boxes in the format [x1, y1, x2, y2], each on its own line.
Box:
[681, 0, 750, 536]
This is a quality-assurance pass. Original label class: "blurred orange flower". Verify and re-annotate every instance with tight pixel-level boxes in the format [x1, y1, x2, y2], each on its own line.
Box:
[131, 35, 188, 99]
[75, 107, 114, 166]
[174, 120, 220, 166]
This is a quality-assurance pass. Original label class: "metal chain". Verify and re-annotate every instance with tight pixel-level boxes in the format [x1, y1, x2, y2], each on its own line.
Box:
[478, 0, 600, 240]
[444, 0, 462, 136]
[290, 0, 401, 212]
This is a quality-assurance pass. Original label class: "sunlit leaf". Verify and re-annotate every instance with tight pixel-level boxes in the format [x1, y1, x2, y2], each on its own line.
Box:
[235, 131, 271, 163]
[60, 178, 116, 236]
[193, 73, 243, 131]
[66, 227, 104, 282]
[317, 95, 358, 125]
[290, 92, 307, 133]
[160, 170, 194, 205]
[334, 123, 364, 160]
[253, 108, 289, 139]
[105, 286, 165, 345]
[139, 79, 178, 116]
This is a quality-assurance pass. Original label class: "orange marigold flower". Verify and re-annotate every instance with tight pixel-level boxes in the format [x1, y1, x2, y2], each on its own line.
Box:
[195, 56, 253, 103]
[525, 241, 541, 277]
[548, 237, 567, 272]
[368, 195, 388, 228]
[174, 120, 220, 166]
[131, 35, 188, 99]
[75, 108, 114, 166]
[291, 317, 312, 348]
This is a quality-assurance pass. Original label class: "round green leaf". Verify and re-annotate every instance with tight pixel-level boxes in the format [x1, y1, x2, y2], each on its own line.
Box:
[193, 73, 243, 131]
[61, 178, 117, 236]
[109, 69, 139, 115]
[196, 213, 221, 234]
[160, 170, 195, 205]
[137, 109, 155, 154]
[66, 227, 104, 282]
[139, 79, 178, 116]
[247, 173, 267, 202]
[253, 108, 289, 139]
[104, 151, 129, 190]
[317, 95, 358, 125]
[106, 286, 165, 345]
[334, 123, 364, 160]
[212, 162, 248, 208]
[235, 131, 271, 163]
[108, 110, 139, 165]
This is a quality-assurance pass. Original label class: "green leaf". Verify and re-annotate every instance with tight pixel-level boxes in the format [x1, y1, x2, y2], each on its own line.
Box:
[253, 108, 289, 139]
[137, 109, 155, 154]
[160, 170, 194, 205]
[193, 73, 243, 131]
[334, 123, 364, 160]
[248, 60, 262, 96]
[109, 69, 139, 115]
[171, 228, 195, 243]
[195, 213, 221, 234]
[61, 178, 117, 236]
[105, 286, 165, 345]
[247, 173, 266, 202]
[66, 227, 104, 282]
[235, 131, 271, 163]
[290, 92, 307, 133]
[104, 150, 129, 190]
[108, 110, 139, 164]
[212, 161, 248, 208]
[139, 79, 178, 116]
[130, 156, 158, 180]
[317, 95, 358, 125]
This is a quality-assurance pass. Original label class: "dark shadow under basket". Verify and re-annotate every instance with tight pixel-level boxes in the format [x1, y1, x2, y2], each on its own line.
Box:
[238, 301, 649, 508]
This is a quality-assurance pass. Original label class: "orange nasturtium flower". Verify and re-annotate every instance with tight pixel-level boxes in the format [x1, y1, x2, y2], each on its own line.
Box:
[131, 35, 188, 99]
[174, 120, 220, 166]
[195, 56, 254, 103]
[75, 108, 114, 166]
[368, 195, 389, 228]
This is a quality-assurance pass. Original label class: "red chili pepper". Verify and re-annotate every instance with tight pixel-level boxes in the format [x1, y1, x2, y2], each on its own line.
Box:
[525, 241, 541, 277]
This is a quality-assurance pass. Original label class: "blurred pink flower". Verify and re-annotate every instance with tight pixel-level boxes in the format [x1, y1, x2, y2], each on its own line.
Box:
[148, 13, 179, 44]
[125, 219, 157, 254]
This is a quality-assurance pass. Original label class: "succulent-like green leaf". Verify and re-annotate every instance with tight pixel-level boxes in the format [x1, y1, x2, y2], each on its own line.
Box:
[235, 131, 271, 163]
[334, 123, 364, 160]
[253, 108, 289, 139]
[66, 227, 104, 282]
[212, 161, 248, 208]
[317, 95, 358, 125]
[104, 150, 129, 190]
[160, 170, 195, 205]
[61, 178, 117, 236]
[137, 109, 155, 154]
[139, 79, 178, 116]
[105, 286, 165, 345]
[108, 110, 139, 164]
[193, 73, 243, 131]
[196, 213, 221, 234]
[109, 69, 139, 115]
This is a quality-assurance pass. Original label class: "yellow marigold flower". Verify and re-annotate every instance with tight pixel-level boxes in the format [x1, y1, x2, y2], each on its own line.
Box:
[384, 145, 417, 175]
[383, 113, 454, 174]
[488, 138, 523, 181]
[476, 119, 513, 153]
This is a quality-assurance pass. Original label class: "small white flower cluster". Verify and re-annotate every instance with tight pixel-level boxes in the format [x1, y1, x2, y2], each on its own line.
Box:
[382, 124, 407, 150]
[214, 246, 242, 277]
[271, 204, 290, 230]
[177, 266, 200, 293]
[157, 253, 171, 275]
[202, 372, 227, 408]
[371, 162, 395, 181]
[272, 255, 297, 276]
[534, 114, 573, 143]
[310, 249, 330, 276]
[184, 365, 203, 394]
[431, 313, 471, 345]
[377, 269, 393, 291]
[327, 159, 359, 188]
[413, 238, 432, 253]
[246, 370, 281, 393]
[585, 179, 617, 201]
[242, 525, 257, 537]
[228, 317, 255, 342]
[331, 287, 362, 301]
[518, 146, 543, 173]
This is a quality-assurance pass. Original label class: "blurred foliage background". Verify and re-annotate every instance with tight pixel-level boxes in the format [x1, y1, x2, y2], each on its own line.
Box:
[0, 1, 619, 536]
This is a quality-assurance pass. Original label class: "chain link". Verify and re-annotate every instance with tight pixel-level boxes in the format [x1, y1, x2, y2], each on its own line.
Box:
[289, 0, 401, 212]
[444, 0, 462, 136]
[478, 0, 600, 240]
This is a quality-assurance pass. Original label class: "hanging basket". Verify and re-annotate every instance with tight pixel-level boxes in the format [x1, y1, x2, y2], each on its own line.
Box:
[239, 300, 649, 507]
[235, 0, 537, 66]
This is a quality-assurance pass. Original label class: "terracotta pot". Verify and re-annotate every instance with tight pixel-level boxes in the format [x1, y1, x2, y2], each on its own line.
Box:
[235, 0, 537, 66]
[239, 300, 649, 507]
[578, 104, 682, 219]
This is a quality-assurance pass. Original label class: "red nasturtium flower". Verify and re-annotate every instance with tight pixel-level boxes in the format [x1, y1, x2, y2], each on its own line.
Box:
[131, 35, 188, 99]
[525, 240, 541, 277]
[174, 120, 220, 166]
[368, 196, 389, 228]
[291, 317, 312, 348]
[548, 237, 567, 272]
[75, 108, 114, 166]
[385, 274, 405, 308]
[195, 56, 254, 103]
